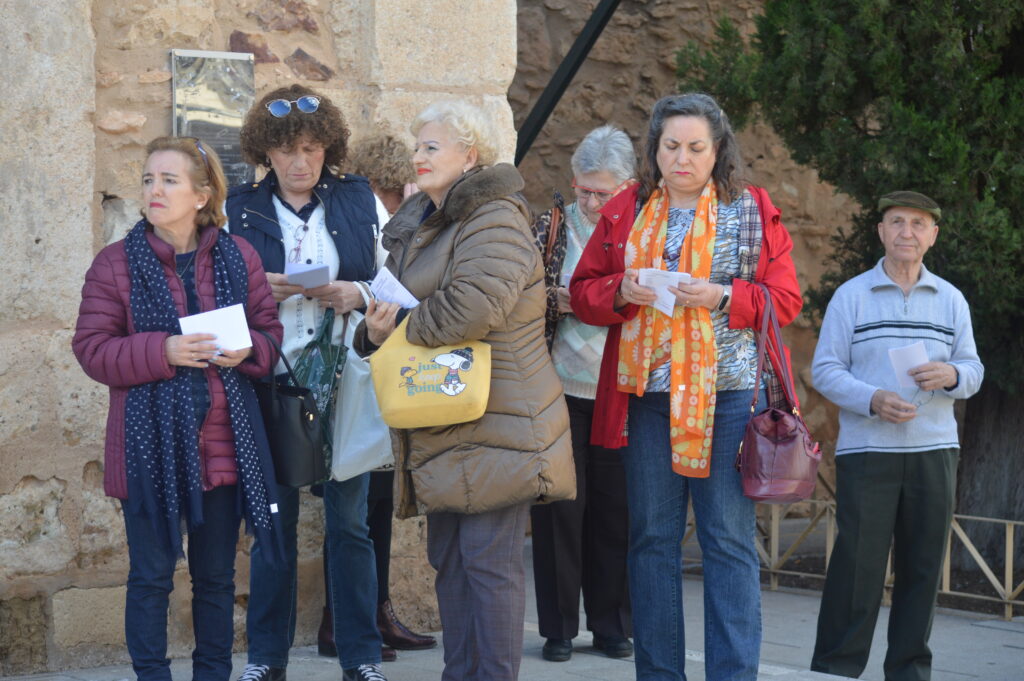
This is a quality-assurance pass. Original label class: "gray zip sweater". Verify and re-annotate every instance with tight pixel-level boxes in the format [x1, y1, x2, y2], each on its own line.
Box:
[812, 258, 983, 456]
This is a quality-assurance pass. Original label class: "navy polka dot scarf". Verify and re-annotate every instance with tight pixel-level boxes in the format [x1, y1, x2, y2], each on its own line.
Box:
[124, 221, 280, 559]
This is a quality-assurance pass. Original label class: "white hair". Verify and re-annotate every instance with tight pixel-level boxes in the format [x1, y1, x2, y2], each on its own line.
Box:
[411, 100, 499, 167]
[571, 125, 636, 184]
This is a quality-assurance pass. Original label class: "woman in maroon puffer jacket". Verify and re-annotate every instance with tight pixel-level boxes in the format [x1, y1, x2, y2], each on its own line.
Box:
[73, 136, 283, 681]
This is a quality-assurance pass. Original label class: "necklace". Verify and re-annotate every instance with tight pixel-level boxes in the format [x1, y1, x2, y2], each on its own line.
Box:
[176, 250, 198, 279]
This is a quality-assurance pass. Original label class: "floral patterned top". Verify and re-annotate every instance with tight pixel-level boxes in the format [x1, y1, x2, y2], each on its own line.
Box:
[647, 191, 759, 392]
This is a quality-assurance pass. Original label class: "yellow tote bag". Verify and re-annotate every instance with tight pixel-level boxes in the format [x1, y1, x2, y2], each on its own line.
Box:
[370, 317, 491, 429]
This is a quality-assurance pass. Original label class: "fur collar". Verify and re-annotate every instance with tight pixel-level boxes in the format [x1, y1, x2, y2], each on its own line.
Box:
[440, 163, 525, 222]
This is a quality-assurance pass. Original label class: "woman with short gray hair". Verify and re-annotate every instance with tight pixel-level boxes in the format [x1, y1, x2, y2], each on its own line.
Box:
[530, 124, 636, 663]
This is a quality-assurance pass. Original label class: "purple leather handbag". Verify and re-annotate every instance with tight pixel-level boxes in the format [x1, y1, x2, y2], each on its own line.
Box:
[736, 284, 821, 503]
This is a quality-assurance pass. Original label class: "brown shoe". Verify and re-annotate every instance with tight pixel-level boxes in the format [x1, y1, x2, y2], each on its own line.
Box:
[382, 644, 397, 662]
[317, 605, 337, 657]
[377, 599, 437, 650]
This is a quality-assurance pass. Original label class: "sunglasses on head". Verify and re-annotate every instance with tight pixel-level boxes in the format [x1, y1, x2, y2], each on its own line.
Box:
[266, 95, 321, 118]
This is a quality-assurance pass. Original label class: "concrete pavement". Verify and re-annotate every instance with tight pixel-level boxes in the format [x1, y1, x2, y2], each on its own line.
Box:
[6, 539, 1022, 681]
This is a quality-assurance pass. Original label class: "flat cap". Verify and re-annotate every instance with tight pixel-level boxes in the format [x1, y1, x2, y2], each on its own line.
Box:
[878, 191, 941, 222]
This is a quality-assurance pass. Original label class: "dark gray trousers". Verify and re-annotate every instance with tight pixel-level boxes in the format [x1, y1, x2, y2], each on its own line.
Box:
[428, 502, 530, 681]
[812, 448, 958, 681]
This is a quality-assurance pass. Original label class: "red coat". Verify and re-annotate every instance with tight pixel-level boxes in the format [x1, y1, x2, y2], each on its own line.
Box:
[569, 185, 802, 448]
[72, 225, 283, 499]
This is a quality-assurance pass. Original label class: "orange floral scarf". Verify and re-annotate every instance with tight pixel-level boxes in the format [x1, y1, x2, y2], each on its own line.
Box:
[617, 182, 719, 478]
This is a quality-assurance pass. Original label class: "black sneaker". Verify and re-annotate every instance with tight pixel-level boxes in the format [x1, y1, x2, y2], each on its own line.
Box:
[593, 634, 634, 658]
[342, 663, 388, 681]
[542, 638, 573, 662]
[238, 665, 287, 681]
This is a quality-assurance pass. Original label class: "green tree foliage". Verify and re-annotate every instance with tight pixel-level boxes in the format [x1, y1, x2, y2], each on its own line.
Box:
[678, 1, 1024, 393]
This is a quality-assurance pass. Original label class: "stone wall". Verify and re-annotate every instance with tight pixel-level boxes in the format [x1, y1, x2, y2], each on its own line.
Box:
[511, 0, 857, 457]
[0, 0, 519, 674]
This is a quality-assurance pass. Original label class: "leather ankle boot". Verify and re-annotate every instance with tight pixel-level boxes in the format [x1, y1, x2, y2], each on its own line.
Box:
[317, 605, 337, 657]
[376, 599, 436, 650]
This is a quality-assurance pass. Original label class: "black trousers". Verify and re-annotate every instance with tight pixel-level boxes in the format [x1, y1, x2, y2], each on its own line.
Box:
[812, 449, 958, 681]
[530, 395, 632, 640]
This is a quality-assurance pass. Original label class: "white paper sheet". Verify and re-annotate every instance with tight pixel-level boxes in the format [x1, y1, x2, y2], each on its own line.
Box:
[178, 303, 252, 352]
[284, 262, 331, 289]
[369, 268, 419, 308]
[637, 268, 695, 316]
[888, 341, 929, 388]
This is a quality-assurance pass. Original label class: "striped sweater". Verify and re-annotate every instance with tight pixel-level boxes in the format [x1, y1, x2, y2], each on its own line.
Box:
[812, 258, 983, 456]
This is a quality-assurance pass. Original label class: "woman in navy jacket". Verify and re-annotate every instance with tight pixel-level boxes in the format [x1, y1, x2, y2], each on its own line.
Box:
[226, 85, 392, 681]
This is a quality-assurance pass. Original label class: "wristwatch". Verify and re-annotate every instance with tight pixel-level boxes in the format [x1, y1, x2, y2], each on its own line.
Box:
[716, 284, 732, 311]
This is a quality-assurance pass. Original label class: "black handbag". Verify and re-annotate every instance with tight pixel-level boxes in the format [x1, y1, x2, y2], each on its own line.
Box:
[735, 284, 821, 503]
[253, 331, 328, 488]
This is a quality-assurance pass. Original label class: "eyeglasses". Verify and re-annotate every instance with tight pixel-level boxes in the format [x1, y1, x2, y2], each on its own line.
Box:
[288, 222, 311, 264]
[266, 96, 321, 118]
[911, 388, 935, 408]
[572, 181, 615, 205]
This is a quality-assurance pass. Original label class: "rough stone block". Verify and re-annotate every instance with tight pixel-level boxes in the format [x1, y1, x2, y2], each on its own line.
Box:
[51, 587, 126, 648]
[50, 329, 110, 450]
[249, 0, 319, 33]
[76, 465, 127, 571]
[388, 515, 438, 632]
[0, 329, 46, 446]
[0, 477, 74, 577]
[229, 30, 279, 63]
[285, 47, 335, 81]
[0, 595, 47, 675]
[373, 0, 517, 92]
[0, 0, 95, 324]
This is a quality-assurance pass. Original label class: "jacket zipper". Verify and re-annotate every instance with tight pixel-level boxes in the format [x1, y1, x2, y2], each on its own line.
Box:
[244, 206, 287, 249]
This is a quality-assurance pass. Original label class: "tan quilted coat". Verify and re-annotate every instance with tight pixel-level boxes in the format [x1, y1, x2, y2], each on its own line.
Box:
[357, 163, 575, 518]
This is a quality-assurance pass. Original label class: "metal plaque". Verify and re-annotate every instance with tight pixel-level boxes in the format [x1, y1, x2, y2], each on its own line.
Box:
[171, 49, 256, 187]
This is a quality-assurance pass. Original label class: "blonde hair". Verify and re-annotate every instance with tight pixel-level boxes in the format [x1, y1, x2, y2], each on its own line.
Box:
[411, 100, 499, 167]
[346, 133, 415, 194]
[144, 136, 228, 229]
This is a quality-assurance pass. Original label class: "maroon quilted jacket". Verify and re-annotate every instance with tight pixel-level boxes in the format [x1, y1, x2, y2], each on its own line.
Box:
[72, 224, 283, 499]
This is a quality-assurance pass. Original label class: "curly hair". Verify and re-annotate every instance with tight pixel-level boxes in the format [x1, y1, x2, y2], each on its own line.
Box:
[346, 133, 415, 194]
[143, 136, 228, 229]
[240, 84, 350, 169]
[637, 92, 745, 206]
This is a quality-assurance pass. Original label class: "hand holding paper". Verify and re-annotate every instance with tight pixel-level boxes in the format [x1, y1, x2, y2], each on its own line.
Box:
[284, 262, 331, 289]
[637, 268, 695, 316]
[370, 268, 419, 309]
[179, 303, 253, 352]
[888, 341, 929, 389]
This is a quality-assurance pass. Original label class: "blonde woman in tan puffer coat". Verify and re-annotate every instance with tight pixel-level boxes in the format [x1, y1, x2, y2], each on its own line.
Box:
[355, 99, 575, 681]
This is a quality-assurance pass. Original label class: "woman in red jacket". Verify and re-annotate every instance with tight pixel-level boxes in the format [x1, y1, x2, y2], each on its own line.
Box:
[73, 137, 284, 681]
[570, 93, 802, 681]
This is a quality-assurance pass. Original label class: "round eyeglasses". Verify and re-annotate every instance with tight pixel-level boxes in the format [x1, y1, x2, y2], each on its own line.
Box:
[266, 96, 321, 118]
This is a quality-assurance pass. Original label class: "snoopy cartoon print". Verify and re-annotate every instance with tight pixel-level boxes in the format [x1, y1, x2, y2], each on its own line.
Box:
[433, 347, 473, 396]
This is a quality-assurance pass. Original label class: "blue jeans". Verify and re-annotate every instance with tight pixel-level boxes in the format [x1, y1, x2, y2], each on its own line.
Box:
[623, 389, 764, 681]
[324, 473, 383, 668]
[122, 485, 240, 681]
[246, 483, 300, 667]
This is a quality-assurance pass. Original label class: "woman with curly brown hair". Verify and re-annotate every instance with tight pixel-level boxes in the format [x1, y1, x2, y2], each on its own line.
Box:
[347, 133, 417, 215]
[226, 84, 391, 681]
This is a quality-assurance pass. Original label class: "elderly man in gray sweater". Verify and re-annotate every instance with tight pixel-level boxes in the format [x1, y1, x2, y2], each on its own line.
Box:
[809, 191, 984, 681]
